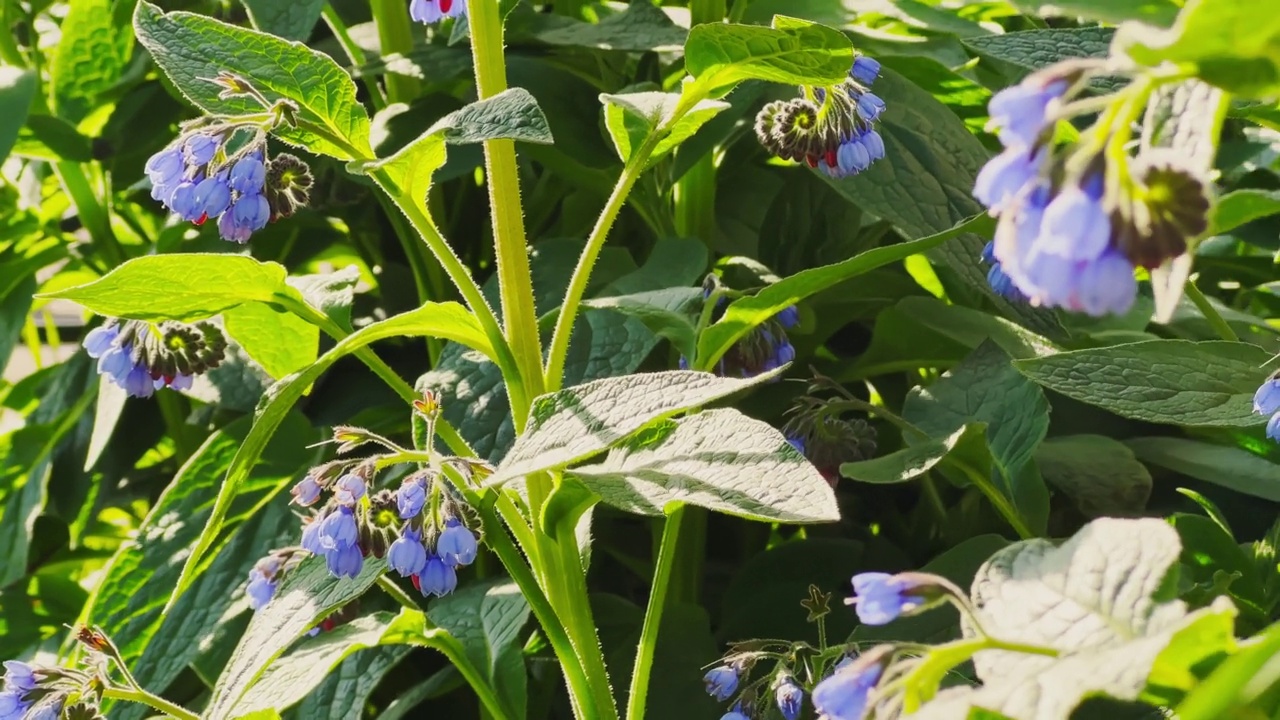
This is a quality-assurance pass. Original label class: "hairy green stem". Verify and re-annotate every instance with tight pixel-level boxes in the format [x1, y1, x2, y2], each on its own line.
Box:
[467, 0, 546, 426]
[626, 505, 686, 720]
[55, 163, 125, 267]
[102, 687, 198, 720]
[369, 0, 422, 103]
[1184, 277, 1239, 342]
[322, 3, 386, 110]
[552, 517, 618, 720]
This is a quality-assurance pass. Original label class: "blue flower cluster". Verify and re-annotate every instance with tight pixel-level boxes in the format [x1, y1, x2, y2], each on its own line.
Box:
[83, 319, 226, 399]
[1254, 374, 1280, 443]
[84, 323, 185, 398]
[410, 0, 465, 23]
[0, 661, 37, 720]
[146, 135, 270, 244]
[294, 471, 480, 598]
[973, 71, 1140, 316]
[755, 55, 887, 179]
[683, 301, 798, 379]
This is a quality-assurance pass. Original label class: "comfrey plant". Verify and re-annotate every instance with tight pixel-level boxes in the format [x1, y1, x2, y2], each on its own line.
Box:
[9, 0, 1280, 718]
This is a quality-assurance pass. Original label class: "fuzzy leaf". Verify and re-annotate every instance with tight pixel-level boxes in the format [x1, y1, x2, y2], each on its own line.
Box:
[684, 17, 853, 92]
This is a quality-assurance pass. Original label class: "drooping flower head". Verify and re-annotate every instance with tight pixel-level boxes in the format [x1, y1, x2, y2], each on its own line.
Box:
[755, 54, 887, 179]
[782, 381, 879, 484]
[973, 62, 1212, 316]
[775, 676, 805, 720]
[684, 280, 800, 379]
[845, 571, 958, 625]
[410, 0, 465, 24]
[811, 647, 893, 720]
[82, 319, 227, 398]
[703, 665, 740, 702]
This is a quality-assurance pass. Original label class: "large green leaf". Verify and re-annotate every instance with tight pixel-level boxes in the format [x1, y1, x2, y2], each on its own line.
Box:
[1117, 0, 1280, 96]
[963, 28, 1114, 80]
[241, 0, 325, 41]
[696, 214, 991, 368]
[1126, 437, 1280, 501]
[683, 17, 853, 93]
[1015, 340, 1272, 427]
[1035, 435, 1152, 517]
[80, 415, 314, 712]
[169, 303, 492, 608]
[841, 424, 985, 485]
[0, 68, 36, 162]
[529, 0, 687, 51]
[424, 580, 531, 720]
[1011, 0, 1179, 25]
[488, 370, 780, 486]
[569, 409, 839, 522]
[51, 0, 134, 122]
[207, 557, 387, 719]
[234, 613, 407, 717]
[601, 91, 730, 167]
[133, 1, 372, 160]
[224, 302, 318, 381]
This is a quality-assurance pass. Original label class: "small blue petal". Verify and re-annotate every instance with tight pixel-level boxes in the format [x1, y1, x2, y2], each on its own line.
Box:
[703, 666, 739, 701]
[325, 543, 364, 579]
[1268, 412, 1280, 443]
[437, 519, 478, 567]
[397, 479, 427, 519]
[419, 554, 457, 597]
[388, 530, 429, 577]
[1253, 379, 1280, 416]
[850, 56, 881, 85]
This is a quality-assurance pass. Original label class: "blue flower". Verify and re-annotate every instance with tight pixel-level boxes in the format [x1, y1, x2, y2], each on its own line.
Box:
[437, 518, 478, 567]
[776, 305, 800, 329]
[410, 0, 465, 23]
[318, 506, 358, 549]
[25, 698, 62, 720]
[145, 148, 184, 202]
[856, 92, 885, 122]
[301, 517, 325, 555]
[228, 152, 266, 195]
[192, 173, 232, 222]
[787, 434, 806, 455]
[973, 146, 1046, 214]
[83, 324, 118, 359]
[388, 529, 428, 577]
[849, 572, 924, 625]
[1268, 412, 1280, 443]
[246, 568, 277, 610]
[720, 712, 749, 720]
[397, 478, 427, 519]
[703, 665, 739, 701]
[326, 543, 364, 579]
[862, 129, 885, 161]
[0, 690, 29, 720]
[168, 180, 202, 222]
[1038, 174, 1111, 261]
[183, 134, 219, 166]
[419, 554, 457, 597]
[122, 365, 157, 399]
[291, 476, 322, 506]
[987, 80, 1068, 147]
[1253, 377, 1280, 416]
[333, 475, 366, 507]
[776, 677, 804, 720]
[2, 662, 35, 693]
[811, 660, 883, 720]
[218, 192, 270, 244]
[850, 56, 881, 86]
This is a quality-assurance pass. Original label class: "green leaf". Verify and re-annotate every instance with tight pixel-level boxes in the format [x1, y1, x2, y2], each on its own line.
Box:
[488, 370, 781, 486]
[697, 214, 990, 369]
[1035, 435, 1152, 517]
[967, 518, 1188, 680]
[428, 87, 554, 146]
[905, 341, 1049, 478]
[241, 0, 325, 41]
[424, 580, 531, 719]
[891, 296, 1058, 360]
[285, 644, 408, 720]
[1209, 189, 1280, 236]
[530, 0, 687, 52]
[13, 114, 95, 162]
[1174, 616, 1280, 720]
[569, 409, 839, 522]
[290, 267, 360, 331]
[1118, 0, 1280, 96]
[43, 254, 292, 321]
[1126, 437, 1280, 501]
[1014, 340, 1273, 427]
[840, 424, 985, 485]
[169, 303, 491, 608]
[133, 1, 372, 160]
[83, 378, 126, 472]
[224, 302, 319, 381]
[1010, 0, 1179, 25]
[0, 276, 34, 376]
[234, 613, 407, 717]
[206, 556, 387, 720]
[601, 91, 730, 166]
[684, 17, 853, 93]
[963, 27, 1114, 80]
[580, 287, 702, 360]
[51, 0, 134, 122]
[0, 67, 36, 162]
[80, 415, 314, 717]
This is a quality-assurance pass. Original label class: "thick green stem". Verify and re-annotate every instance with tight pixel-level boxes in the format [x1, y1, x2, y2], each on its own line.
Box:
[102, 688, 199, 720]
[552, 517, 619, 720]
[369, 0, 422, 103]
[625, 505, 686, 720]
[467, 0, 545, 426]
[1184, 277, 1239, 342]
[322, 3, 386, 110]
